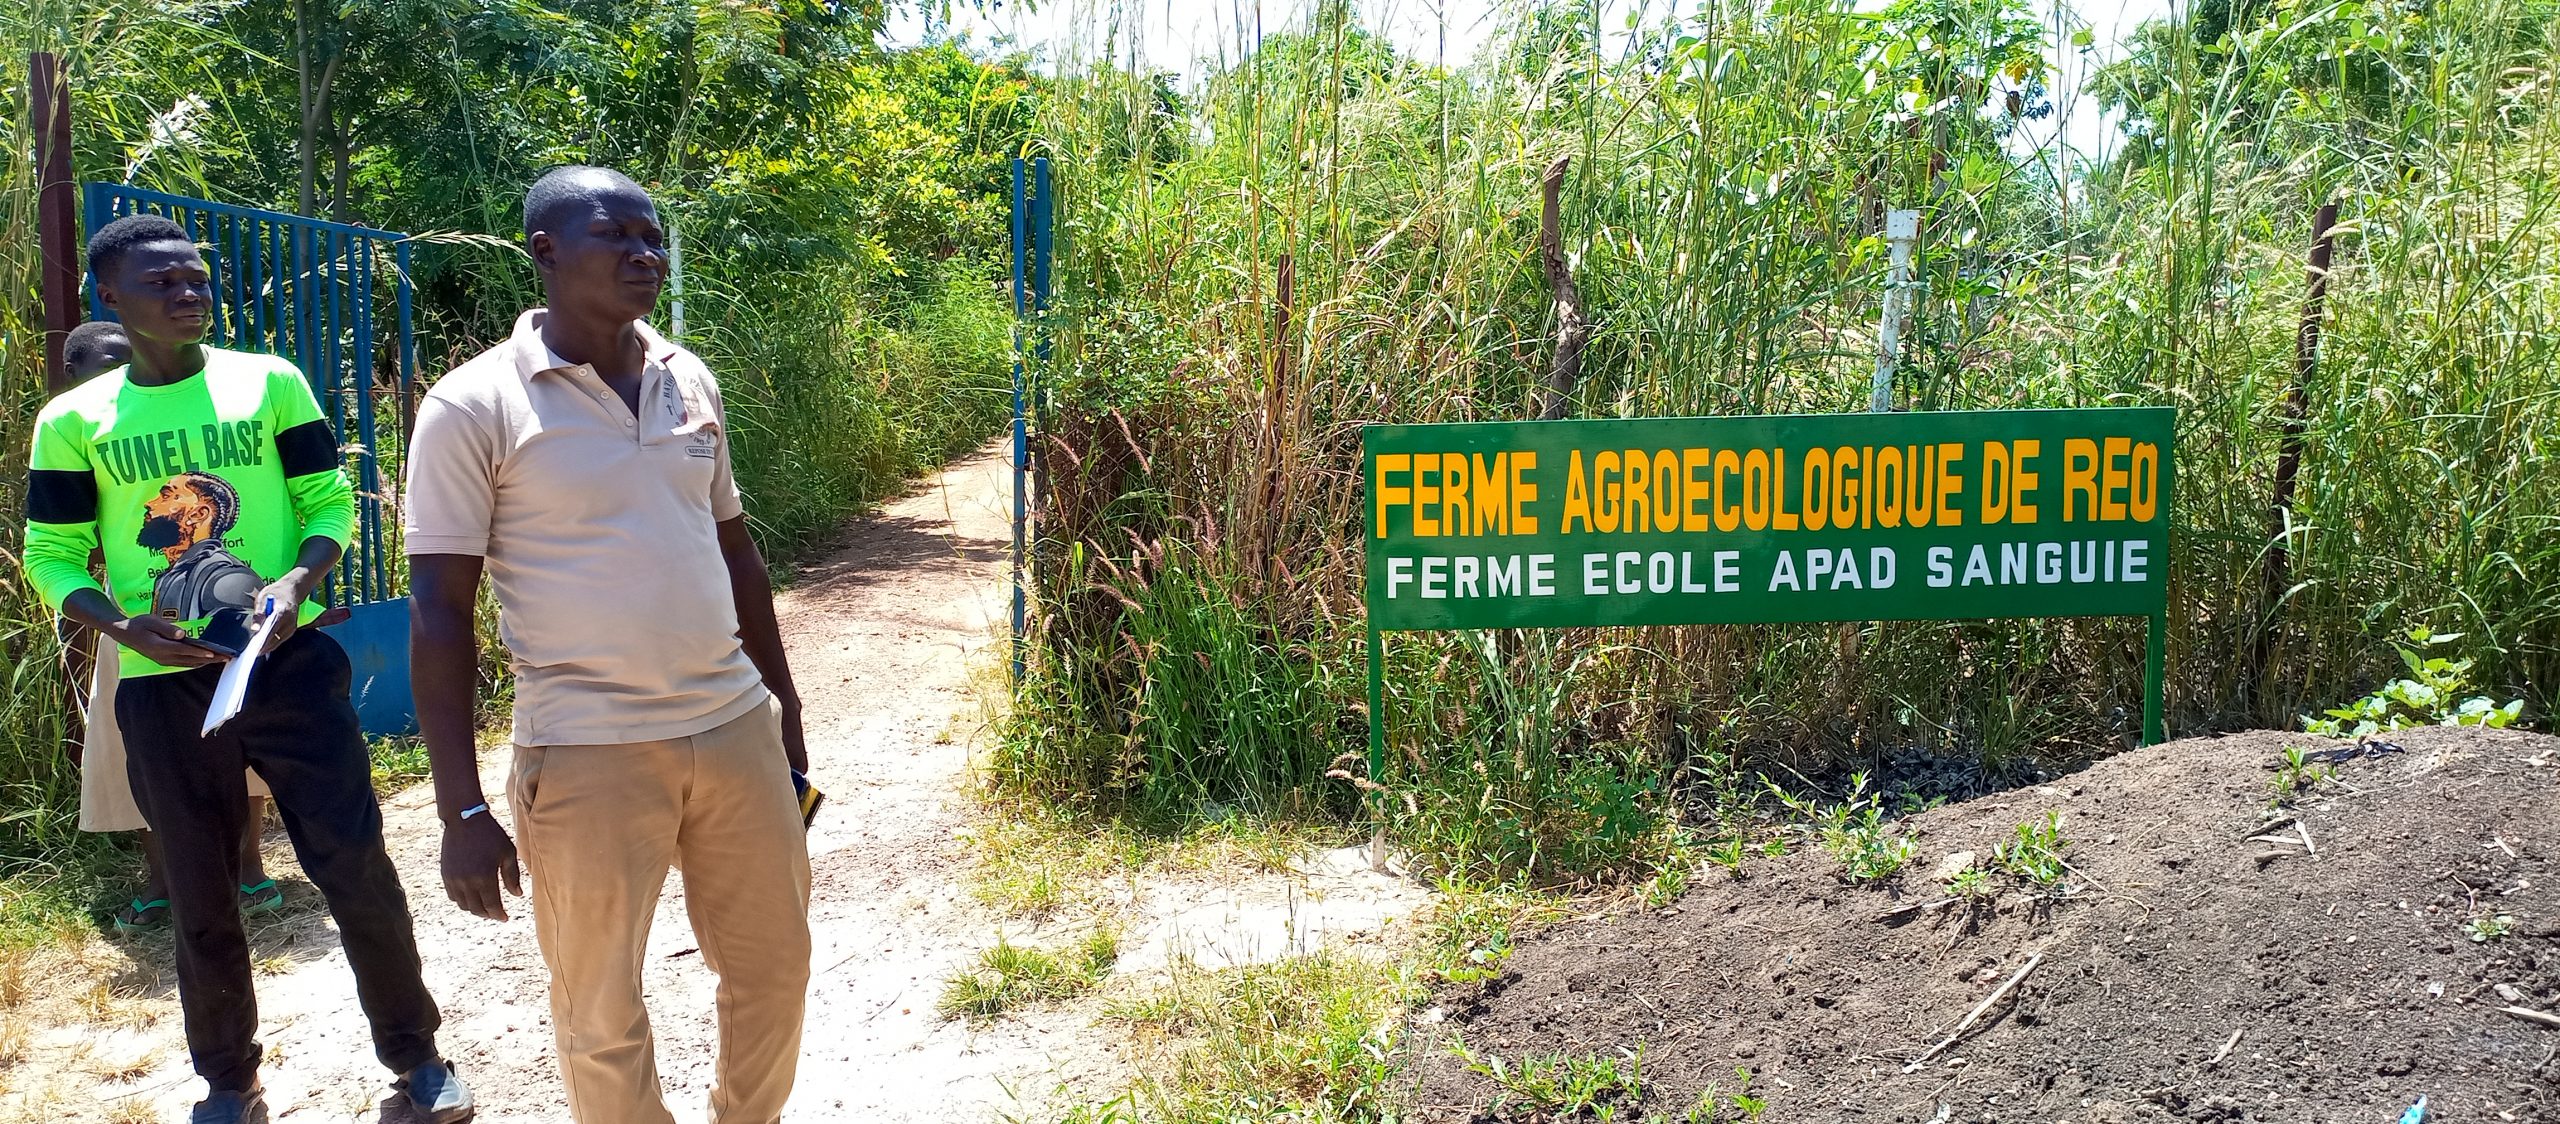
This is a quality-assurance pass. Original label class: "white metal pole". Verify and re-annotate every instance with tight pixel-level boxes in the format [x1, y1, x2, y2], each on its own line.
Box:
[667, 217, 685, 338]
[1872, 208, 1919, 412]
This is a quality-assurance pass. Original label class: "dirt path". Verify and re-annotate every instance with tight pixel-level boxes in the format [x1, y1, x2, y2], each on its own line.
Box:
[12, 440, 1424, 1124]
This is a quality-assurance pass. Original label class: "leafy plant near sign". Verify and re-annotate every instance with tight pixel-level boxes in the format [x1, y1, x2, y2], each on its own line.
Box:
[1993, 812, 2071, 891]
[1772, 773, 1921, 886]
[2306, 628, 2526, 737]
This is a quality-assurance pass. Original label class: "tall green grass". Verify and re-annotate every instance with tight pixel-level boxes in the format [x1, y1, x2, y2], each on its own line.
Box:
[996, 0, 2560, 883]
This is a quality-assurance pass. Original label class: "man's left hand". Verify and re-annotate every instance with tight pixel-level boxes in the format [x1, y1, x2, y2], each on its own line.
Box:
[780, 697, 809, 776]
[249, 572, 316, 652]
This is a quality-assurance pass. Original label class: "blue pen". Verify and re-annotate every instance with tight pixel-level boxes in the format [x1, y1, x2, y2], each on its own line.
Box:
[2399, 1095, 2427, 1124]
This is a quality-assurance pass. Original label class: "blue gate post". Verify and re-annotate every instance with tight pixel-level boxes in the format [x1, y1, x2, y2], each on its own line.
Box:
[1008, 158, 1056, 686]
[1010, 160, 1028, 683]
[80, 183, 421, 735]
[1031, 158, 1053, 429]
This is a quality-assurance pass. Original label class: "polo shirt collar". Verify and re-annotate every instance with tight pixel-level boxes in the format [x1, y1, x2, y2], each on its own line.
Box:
[508, 308, 680, 380]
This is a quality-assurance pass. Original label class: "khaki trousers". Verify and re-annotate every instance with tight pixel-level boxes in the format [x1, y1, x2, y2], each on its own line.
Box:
[509, 697, 812, 1124]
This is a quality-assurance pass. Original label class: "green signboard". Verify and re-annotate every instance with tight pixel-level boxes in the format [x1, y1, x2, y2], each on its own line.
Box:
[1360, 407, 2177, 771]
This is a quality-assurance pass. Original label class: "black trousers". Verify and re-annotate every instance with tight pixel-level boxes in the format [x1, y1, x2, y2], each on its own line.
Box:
[116, 630, 441, 1092]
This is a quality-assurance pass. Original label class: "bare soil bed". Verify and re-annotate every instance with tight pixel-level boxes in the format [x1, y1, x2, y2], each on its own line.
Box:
[1412, 726, 2560, 1122]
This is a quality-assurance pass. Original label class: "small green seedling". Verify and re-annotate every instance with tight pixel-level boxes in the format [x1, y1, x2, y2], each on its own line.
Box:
[1640, 859, 1691, 909]
[1807, 773, 1920, 885]
[1704, 837, 1749, 876]
[1824, 807, 1918, 884]
[1994, 811, 2070, 890]
[1949, 864, 1996, 901]
[1729, 1066, 1768, 1120]
[2466, 914, 2515, 943]
[2269, 745, 2335, 804]
[1441, 929, 1514, 985]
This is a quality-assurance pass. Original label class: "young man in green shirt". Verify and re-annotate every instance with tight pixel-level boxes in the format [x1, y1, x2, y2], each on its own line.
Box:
[21, 215, 475, 1124]
[56, 320, 282, 936]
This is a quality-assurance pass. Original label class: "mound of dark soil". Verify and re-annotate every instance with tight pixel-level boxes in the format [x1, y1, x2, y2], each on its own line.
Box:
[1412, 727, 2560, 1122]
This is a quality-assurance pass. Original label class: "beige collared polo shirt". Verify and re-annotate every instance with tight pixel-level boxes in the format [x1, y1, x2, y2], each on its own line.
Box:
[403, 309, 768, 747]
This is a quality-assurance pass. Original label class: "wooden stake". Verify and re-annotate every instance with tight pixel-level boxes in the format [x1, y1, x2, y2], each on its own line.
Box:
[2254, 201, 2341, 711]
[1533, 156, 1588, 421]
[1903, 950, 2045, 1072]
[33, 51, 81, 393]
[2499, 1006, 2560, 1031]
[2207, 1029, 2243, 1066]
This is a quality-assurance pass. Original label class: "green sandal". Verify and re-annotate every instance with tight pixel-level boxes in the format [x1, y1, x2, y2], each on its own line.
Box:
[239, 879, 285, 915]
[112, 896, 171, 936]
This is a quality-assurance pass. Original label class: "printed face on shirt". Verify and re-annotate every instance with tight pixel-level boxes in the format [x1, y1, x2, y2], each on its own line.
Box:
[138, 471, 262, 629]
[139, 472, 236, 559]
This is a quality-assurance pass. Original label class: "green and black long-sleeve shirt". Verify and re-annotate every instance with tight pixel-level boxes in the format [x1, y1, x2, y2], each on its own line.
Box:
[23, 347, 355, 677]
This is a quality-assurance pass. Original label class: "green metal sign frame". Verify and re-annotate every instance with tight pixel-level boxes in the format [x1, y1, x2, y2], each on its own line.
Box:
[1362, 407, 2176, 786]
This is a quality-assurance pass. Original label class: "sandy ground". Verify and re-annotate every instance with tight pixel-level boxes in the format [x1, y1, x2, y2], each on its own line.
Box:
[7, 442, 1427, 1124]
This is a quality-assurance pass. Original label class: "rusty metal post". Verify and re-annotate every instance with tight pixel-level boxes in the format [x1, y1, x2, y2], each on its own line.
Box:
[35, 51, 82, 392]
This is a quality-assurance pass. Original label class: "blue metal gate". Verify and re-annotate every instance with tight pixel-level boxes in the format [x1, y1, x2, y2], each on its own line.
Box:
[84, 183, 419, 734]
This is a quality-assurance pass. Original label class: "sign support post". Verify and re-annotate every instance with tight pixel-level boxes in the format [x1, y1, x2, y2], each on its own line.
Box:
[1366, 626, 1385, 805]
[2145, 611, 2167, 746]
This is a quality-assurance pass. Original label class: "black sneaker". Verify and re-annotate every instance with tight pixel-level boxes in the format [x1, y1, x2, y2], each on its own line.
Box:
[188, 1084, 267, 1124]
[396, 1059, 475, 1123]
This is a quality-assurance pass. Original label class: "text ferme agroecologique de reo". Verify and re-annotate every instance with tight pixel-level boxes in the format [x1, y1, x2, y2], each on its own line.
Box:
[1362, 408, 2175, 633]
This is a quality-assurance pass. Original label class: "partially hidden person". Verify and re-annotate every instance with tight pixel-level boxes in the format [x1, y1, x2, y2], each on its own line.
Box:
[58, 321, 287, 937]
[22, 215, 475, 1124]
[403, 165, 812, 1124]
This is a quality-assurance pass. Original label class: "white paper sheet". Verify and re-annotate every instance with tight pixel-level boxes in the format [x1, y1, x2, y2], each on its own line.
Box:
[201, 604, 287, 737]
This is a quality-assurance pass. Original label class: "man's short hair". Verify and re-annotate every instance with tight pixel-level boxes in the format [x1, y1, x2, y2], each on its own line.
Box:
[87, 213, 194, 279]
[64, 320, 128, 369]
[172, 471, 241, 538]
[522, 165, 649, 240]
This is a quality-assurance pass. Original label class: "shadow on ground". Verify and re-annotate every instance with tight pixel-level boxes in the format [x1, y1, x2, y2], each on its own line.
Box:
[102, 874, 342, 1005]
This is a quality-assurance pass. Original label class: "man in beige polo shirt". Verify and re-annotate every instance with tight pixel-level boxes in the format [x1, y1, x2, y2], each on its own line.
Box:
[403, 165, 810, 1124]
